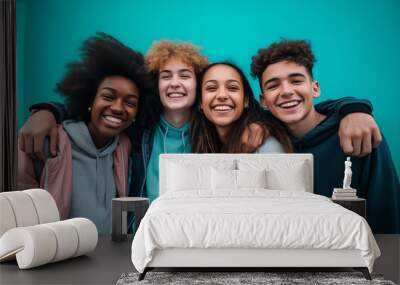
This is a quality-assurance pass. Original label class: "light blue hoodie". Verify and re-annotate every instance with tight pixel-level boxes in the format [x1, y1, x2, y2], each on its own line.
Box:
[145, 115, 191, 201]
[63, 120, 119, 234]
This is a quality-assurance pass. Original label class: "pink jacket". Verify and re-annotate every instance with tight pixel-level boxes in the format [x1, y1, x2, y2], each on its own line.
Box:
[17, 126, 131, 219]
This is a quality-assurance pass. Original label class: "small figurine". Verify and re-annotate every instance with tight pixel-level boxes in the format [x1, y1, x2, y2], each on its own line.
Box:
[342, 157, 352, 189]
[332, 157, 357, 200]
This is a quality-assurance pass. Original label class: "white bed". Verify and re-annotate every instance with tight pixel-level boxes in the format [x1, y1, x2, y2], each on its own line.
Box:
[131, 154, 380, 280]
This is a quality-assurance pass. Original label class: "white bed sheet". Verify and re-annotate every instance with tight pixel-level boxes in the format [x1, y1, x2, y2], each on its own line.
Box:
[131, 190, 380, 273]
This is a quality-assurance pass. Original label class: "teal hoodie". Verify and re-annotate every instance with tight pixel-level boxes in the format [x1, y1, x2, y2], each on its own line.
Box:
[146, 115, 191, 201]
[293, 112, 400, 234]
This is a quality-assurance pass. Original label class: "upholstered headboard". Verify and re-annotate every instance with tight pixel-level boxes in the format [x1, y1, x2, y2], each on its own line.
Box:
[159, 154, 313, 195]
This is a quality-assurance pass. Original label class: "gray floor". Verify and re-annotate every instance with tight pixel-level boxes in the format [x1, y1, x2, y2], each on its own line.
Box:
[0, 236, 134, 285]
[373, 235, 400, 284]
[0, 235, 398, 285]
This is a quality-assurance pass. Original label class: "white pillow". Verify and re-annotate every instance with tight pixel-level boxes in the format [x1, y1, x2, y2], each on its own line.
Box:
[236, 169, 267, 189]
[237, 158, 309, 192]
[166, 162, 211, 191]
[166, 159, 236, 192]
[211, 168, 268, 190]
[211, 168, 236, 190]
[266, 167, 306, 191]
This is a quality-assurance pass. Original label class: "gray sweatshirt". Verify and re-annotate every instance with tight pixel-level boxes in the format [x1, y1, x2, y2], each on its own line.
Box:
[63, 120, 119, 234]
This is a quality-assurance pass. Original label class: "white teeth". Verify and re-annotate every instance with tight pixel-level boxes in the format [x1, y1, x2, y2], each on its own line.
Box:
[104, 116, 122, 124]
[167, 93, 185, 98]
[280, 101, 300, 108]
[213, 105, 233, 111]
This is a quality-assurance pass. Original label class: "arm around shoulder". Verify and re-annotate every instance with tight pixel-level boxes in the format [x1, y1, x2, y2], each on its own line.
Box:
[315, 97, 372, 118]
[29, 102, 67, 123]
[316, 97, 381, 157]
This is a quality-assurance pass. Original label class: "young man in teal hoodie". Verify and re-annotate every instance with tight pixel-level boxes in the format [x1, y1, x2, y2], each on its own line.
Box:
[251, 39, 400, 234]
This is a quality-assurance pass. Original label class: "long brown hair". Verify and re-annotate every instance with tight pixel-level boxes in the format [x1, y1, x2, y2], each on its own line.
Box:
[190, 62, 293, 153]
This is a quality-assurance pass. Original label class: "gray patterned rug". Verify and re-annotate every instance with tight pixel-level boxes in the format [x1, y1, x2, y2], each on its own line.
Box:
[117, 271, 396, 285]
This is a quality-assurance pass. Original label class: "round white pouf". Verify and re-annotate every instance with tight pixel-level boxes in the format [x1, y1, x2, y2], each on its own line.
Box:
[0, 218, 98, 269]
[0, 225, 57, 269]
[66, 218, 98, 257]
[23, 189, 60, 223]
[0, 191, 39, 228]
[42, 221, 79, 262]
[0, 196, 17, 237]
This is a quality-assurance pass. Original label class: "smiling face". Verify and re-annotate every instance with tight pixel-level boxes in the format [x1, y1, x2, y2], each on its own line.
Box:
[87, 75, 139, 147]
[260, 60, 320, 129]
[200, 64, 248, 139]
[158, 57, 197, 114]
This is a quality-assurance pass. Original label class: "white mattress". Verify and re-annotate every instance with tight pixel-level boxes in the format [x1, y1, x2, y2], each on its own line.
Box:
[131, 190, 380, 273]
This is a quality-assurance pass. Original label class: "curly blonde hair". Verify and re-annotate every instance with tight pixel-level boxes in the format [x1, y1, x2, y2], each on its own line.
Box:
[145, 40, 208, 75]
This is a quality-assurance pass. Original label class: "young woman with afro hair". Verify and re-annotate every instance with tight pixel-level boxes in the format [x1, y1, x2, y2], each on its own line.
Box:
[18, 33, 153, 234]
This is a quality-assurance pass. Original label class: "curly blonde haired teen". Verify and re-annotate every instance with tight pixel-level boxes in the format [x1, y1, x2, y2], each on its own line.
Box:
[146, 41, 208, 76]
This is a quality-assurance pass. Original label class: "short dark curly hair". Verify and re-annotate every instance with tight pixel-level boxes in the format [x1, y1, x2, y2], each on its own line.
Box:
[56, 32, 156, 127]
[250, 39, 316, 86]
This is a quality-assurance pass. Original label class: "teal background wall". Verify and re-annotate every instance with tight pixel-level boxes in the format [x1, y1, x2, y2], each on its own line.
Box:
[16, 0, 400, 172]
